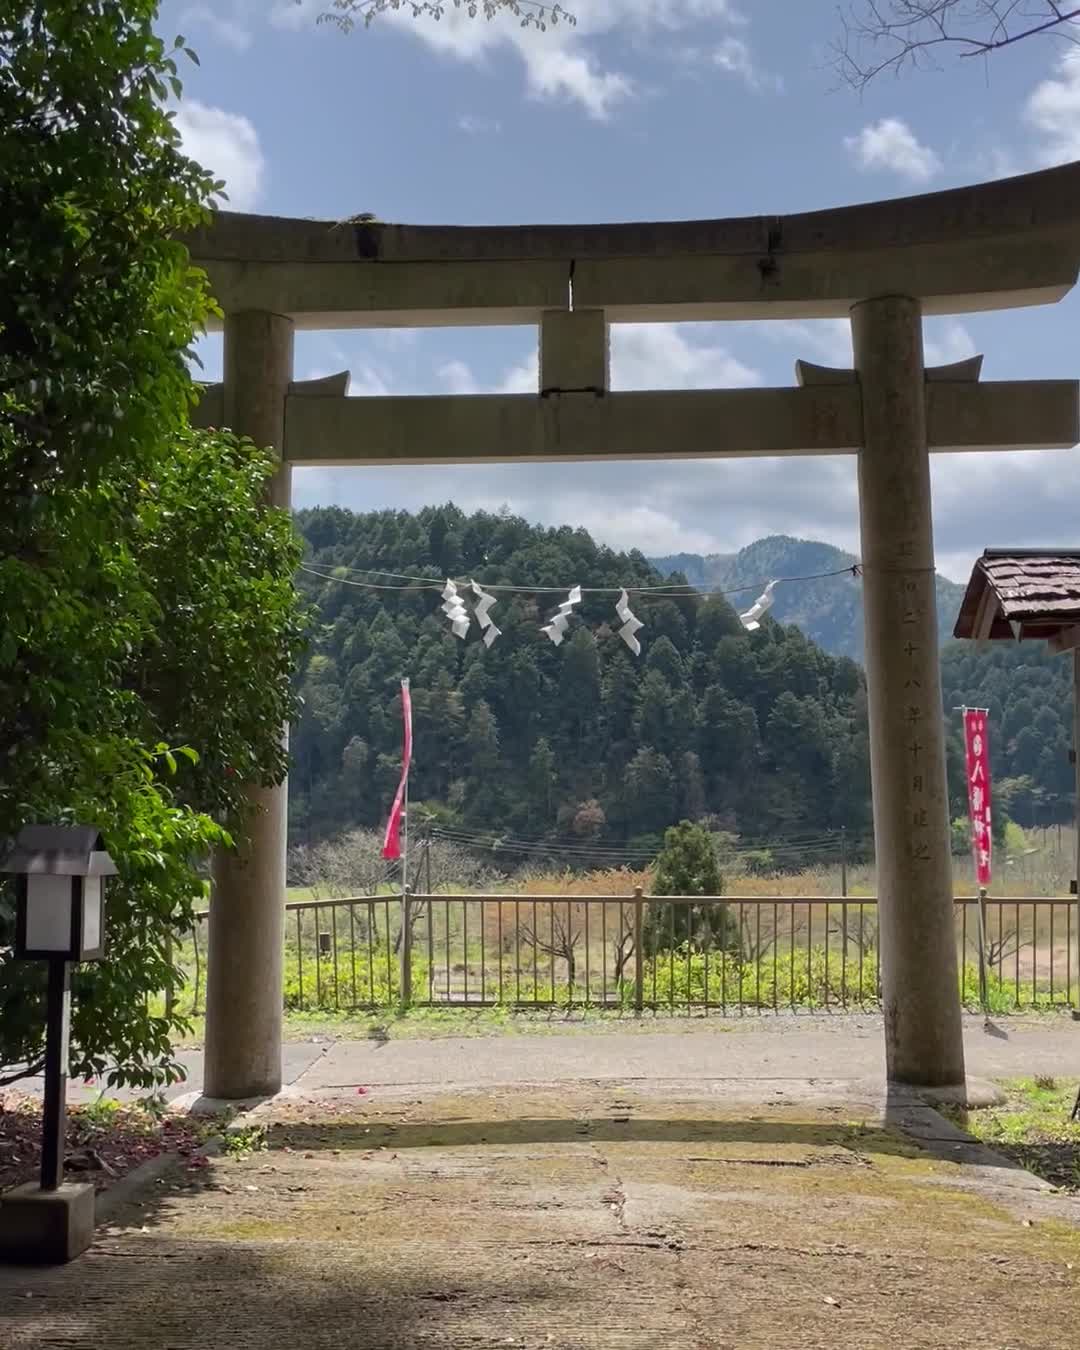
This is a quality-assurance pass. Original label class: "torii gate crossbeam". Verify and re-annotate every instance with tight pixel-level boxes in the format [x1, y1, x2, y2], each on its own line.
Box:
[184, 163, 1080, 1103]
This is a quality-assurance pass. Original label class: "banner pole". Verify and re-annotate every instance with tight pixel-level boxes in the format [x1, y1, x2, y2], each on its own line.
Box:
[960, 704, 991, 1016]
[400, 677, 412, 1007]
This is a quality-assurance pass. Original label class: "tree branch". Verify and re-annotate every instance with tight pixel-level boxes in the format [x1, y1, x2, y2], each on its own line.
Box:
[0, 1058, 46, 1087]
[311, 1, 575, 35]
[835, 1, 1080, 89]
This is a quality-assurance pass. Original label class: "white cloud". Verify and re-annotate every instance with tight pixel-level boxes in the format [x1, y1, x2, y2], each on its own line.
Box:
[438, 359, 481, 395]
[1026, 49, 1080, 164]
[844, 117, 942, 183]
[366, 0, 750, 119]
[972, 144, 1022, 181]
[270, 0, 316, 29]
[180, 4, 253, 52]
[524, 46, 633, 119]
[764, 319, 852, 370]
[432, 324, 761, 397]
[762, 317, 975, 374]
[712, 36, 780, 93]
[174, 100, 265, 211]
[500, 354, 540, 394]
[458, 113, 503, 134]
[923, 320, 977, 367]
[293, 453, 863, 564]
[613, 323, 762, 389]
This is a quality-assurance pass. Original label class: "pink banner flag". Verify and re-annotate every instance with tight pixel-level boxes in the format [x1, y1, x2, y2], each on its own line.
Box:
[964, 708, 992, 889]
[381, 678, 413, 861]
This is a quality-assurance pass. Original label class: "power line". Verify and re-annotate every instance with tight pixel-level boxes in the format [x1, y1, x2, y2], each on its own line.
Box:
[428, 825, 846, 861]
[298, 560, 862, 600]
[429, 820, 841, 849]
[429, 824, 842, 852]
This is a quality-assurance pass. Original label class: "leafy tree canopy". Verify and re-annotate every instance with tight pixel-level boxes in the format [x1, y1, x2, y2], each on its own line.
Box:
[0, 1, 305, 1086]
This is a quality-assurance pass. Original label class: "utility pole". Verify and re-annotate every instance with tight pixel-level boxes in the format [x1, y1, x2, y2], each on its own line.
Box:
[840, 826, 848, 899]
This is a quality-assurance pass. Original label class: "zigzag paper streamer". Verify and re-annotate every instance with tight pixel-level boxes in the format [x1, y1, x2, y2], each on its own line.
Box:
[615, 589, 644, 656]
[441, 580, 471, 640]
[739, 580, 777, 632]
[470, 580, 502, 648]
[540, 584, 582, 646]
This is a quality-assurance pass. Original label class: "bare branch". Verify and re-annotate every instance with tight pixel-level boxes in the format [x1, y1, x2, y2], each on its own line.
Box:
[522, 908, 581, 986]
[0, 1058, 46, 1087]
[986, 929, 1029, 966]
[835, 1, 1080, 89]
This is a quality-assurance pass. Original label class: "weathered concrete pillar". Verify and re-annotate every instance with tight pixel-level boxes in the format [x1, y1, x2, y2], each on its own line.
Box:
[204, 310, 294, 1099]
[852, 295, 966, 1088]
[539, 309, 609, 393]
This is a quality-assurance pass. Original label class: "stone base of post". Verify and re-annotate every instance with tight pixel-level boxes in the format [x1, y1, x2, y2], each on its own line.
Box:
[204, 781, 287, 1100]
[0, 1182, 94, 1264]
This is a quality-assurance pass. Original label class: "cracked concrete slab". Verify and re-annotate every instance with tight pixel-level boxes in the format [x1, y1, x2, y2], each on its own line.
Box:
[3, 1076, 1078, 1349]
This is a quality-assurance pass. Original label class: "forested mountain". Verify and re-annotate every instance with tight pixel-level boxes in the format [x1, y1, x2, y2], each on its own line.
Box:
[291, 507, 873, 850]
[941, 641, 1075, 827]
[650, 536, 966, 662]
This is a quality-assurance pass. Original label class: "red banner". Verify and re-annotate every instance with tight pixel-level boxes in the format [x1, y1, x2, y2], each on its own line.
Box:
[381, 678, 413, 861]
[963, 708, 992, 888]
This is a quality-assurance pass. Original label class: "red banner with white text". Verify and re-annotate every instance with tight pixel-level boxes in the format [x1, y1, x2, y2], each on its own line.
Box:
[963, 708, 992, 889]
[381, 678, 413, 861]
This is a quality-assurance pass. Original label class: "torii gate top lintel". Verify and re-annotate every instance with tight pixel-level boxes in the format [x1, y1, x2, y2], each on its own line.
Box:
[185, 161, 1080, 329]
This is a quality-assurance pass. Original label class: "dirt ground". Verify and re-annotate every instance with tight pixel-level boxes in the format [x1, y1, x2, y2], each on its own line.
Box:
[3, 1078, 1080, 1349]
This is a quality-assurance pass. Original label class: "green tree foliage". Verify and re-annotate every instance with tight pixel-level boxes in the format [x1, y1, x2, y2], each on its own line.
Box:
[291, 506, 874, 851]
[940, 641, 1075, 828]
[647, 820, 736, 952]
[0, 2, 305, 1085]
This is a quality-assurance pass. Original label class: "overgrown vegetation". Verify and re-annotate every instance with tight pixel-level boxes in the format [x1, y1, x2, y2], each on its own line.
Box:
[0, 1, 305, 1087]
[943, 1076, 1080, 1193]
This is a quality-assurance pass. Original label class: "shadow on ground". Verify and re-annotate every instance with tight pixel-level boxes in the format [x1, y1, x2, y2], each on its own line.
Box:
[0, 1232, 571, 1350]
[4, 1083, 1080, 1349]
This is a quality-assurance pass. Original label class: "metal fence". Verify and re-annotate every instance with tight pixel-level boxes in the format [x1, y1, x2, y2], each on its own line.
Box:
[183, 891, 1080, 1016]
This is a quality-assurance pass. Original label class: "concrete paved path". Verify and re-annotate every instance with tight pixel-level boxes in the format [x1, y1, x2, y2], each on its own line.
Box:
[22, 1012, 1077, 1104]
[4, 1075, 1079, 1349]
[294, 1014, 1080, 1097]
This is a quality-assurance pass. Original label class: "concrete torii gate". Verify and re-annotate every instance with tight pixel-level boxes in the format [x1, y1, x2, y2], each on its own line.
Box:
[185, 162, 1080, 1102]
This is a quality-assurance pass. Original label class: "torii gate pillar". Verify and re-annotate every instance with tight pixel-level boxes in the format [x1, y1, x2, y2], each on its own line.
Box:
[204, 310, 294, 1100]
[853, 295, 965, 1087]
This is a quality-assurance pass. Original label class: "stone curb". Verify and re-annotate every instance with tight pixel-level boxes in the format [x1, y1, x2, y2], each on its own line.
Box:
[94, 1135, 223, 1228]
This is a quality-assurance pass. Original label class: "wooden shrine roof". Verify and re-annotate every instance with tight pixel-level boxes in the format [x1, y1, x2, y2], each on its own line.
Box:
[953, 550, 1080, 648]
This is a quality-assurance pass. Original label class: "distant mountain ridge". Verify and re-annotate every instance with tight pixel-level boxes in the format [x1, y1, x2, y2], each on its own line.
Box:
[649, 536, 966, 663]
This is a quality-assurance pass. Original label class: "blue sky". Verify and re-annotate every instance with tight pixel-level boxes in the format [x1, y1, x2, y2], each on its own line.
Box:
[163, 0, 1080, 579]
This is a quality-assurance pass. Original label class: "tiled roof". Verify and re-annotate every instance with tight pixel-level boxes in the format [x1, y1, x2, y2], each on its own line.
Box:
[953, 551, 1080, 641]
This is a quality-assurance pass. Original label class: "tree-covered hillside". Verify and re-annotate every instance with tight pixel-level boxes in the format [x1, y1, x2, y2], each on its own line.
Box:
[941, 640, 1075, 827]
[291, 507, 873, 851]
[650, 536, 965, 662]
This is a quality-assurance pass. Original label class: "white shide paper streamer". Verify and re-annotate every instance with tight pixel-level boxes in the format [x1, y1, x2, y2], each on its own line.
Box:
[470, 580, 502, 648]
[441, 580, 471, 640]
[615, 589, 644, 656]
[739, 581, 777, 632]
[540, 585, 582, 646]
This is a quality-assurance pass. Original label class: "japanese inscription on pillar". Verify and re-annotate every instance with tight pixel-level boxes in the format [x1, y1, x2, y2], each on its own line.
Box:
[900, 569, 934, 866]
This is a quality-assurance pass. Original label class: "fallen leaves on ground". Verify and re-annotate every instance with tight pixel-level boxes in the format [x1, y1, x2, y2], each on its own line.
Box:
[0, 1091, 214, 1194]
